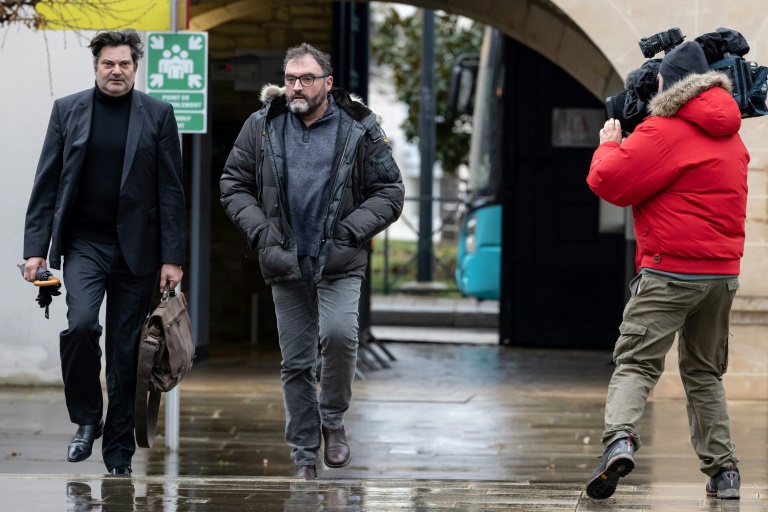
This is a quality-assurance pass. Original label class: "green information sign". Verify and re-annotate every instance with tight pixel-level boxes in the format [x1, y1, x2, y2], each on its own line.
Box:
[145, 32, 208, 134]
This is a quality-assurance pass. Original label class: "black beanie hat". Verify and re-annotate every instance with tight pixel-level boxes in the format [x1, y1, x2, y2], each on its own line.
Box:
[659, 42, 709, 90]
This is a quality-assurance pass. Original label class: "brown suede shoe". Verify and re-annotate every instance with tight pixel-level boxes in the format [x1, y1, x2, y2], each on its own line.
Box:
[322, 425, 351, 468]
[292, 464, 317, 479]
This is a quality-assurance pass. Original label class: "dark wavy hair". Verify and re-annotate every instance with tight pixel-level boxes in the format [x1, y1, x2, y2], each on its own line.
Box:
[89, 29, 144, 63]
[283, 43, 333, 75]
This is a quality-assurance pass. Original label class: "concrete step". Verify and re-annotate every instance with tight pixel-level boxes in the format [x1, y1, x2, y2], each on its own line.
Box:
[370, 294, 499, 329]
[370, 325, 498, 345]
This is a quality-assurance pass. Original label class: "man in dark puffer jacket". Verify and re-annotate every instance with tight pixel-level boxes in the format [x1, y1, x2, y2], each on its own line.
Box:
[220, 43, 404, 479]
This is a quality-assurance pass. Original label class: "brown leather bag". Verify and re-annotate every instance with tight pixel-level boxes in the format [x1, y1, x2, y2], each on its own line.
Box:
[135, 286, 195, 448]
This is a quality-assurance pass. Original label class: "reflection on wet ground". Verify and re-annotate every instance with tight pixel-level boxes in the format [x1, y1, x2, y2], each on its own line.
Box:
[0, 342, 766, 510]
[2, 475, 765, 511]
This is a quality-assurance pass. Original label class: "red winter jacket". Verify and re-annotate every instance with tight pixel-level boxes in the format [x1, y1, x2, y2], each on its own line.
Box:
[588, 71, 749, 274]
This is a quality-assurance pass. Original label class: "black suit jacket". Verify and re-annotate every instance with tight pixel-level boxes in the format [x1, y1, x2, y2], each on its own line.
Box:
[24, 87, 186, 277]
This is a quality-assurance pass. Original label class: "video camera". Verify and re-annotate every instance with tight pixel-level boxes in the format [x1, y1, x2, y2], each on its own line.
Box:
[606, 27, 768, 133]
[638, 28, 685, 59]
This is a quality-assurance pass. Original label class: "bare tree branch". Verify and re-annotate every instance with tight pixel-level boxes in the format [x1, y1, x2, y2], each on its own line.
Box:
[2, 0, 158, 96]
[1, 0, 156, 30]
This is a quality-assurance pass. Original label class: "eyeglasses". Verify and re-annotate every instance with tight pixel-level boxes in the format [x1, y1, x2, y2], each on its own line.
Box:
[284, 74, 329, 87]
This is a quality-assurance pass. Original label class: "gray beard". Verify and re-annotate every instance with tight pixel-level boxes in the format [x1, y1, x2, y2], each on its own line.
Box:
[289, 100, 310, 115]
[288, 91, 326, 118]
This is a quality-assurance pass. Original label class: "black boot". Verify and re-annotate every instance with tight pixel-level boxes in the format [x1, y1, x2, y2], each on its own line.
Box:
[586, 436, 635, 500]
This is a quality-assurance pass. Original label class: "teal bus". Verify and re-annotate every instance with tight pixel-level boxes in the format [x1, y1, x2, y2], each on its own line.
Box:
[454, 29, 504, 300]
[453, 28, 628, 349]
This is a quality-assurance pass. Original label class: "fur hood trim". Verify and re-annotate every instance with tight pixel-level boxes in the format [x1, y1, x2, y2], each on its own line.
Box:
[649, 71, 733, 117]
[260, 83, 284, 103]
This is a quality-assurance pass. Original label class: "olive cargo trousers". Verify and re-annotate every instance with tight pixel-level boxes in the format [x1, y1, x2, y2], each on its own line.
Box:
[602, 272, 740, 477]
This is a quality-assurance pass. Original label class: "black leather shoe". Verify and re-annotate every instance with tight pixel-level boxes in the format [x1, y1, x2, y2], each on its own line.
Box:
[109, 466, 132, 476]
[67, 420, 104, 462]
[322, 425, 351, 468]
[292, 465, 317, 479]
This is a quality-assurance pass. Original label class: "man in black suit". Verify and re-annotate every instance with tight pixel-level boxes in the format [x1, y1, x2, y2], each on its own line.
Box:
[22, 29, 186, 476]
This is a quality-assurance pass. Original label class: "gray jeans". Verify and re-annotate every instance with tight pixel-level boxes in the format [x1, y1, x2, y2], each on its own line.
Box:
[603, 272, 740, 477]
[271, 257, 362, 465]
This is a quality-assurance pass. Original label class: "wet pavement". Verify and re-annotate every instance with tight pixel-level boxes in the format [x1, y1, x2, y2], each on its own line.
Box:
[1, 342, 766, 510]
[3, 474, 766, 511]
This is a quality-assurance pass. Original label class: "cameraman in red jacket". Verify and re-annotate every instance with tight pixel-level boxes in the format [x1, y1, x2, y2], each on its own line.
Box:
[585, 42, 749, 501]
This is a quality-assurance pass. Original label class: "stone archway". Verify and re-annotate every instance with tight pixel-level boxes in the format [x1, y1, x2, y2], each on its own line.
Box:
[190, 0, 624, 101]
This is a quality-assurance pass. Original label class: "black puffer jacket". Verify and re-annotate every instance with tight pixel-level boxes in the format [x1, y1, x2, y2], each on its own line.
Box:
[220, 86, 404, 284]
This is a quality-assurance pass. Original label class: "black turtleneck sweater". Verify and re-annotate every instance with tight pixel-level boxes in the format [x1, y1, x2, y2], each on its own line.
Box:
[65, 85, 132, 245]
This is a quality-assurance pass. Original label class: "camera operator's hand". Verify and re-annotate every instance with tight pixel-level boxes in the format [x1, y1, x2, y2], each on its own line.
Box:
[600, 119, 624, 145]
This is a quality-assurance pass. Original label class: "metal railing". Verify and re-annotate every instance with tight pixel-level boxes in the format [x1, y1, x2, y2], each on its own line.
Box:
[373, 195, 465, 294]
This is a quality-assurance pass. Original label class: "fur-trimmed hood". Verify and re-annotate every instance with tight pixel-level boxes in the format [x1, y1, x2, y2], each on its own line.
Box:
[648, 71, 741, 136]
[260, 83, 285, 103]
[259, 83, 382, 125]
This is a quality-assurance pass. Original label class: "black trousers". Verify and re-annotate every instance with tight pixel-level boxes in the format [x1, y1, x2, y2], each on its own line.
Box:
[60, 238, 158, 471]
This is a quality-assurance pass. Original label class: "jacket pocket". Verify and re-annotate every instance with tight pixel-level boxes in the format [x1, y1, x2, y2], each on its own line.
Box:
[257, 218, 283, 250]
[368, 153, 399, 183]
[324, 239, 365, 275]
[333, 219, 357, 247]
[667, 281, 707, 293]
[719, 335, 730, 378]
[258, 245, 298, 280]
[613, 321, 647, 365]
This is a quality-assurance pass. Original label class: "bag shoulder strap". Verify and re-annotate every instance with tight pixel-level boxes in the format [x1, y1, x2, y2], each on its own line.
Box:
[135, 336, 162, 448]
